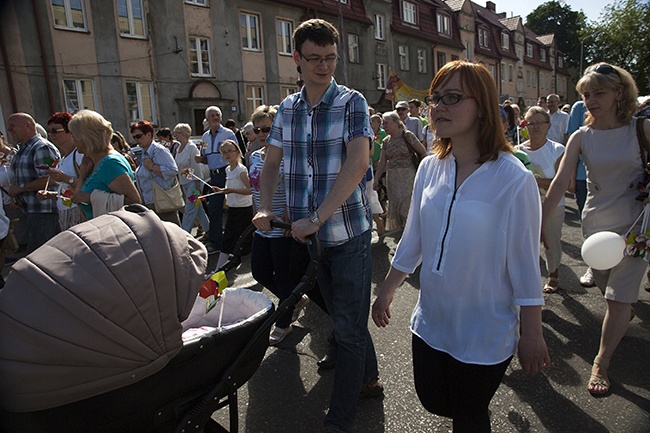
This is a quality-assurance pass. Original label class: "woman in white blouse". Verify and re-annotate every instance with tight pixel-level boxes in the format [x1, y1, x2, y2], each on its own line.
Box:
[173, 123, 210, 234]
[372, 61, 550, 433]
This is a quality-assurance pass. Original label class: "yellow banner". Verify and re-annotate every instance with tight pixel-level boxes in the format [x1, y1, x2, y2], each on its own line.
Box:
[384, 69, 429, 103]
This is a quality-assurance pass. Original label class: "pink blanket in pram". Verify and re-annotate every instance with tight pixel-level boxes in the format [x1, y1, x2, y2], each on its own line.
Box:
[0, 207, 207, 412]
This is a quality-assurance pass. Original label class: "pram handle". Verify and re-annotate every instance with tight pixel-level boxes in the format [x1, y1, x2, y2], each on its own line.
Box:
[269, 220, 321, 261]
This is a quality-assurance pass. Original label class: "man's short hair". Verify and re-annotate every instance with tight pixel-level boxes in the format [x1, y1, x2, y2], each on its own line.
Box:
[408, 99, 422, 108]
[205, 106, 222, 117]
[224, 119, 237, 128]
[293, 19, 339, 52]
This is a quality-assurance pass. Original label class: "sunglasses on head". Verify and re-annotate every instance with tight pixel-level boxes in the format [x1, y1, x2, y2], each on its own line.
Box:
[132, 133, 143, 139]
[253, 126, 271, 134]
[588, 64, 621, 79]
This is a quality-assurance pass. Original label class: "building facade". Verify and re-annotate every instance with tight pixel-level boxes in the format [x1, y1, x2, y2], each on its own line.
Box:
[0, 0, 573, 136]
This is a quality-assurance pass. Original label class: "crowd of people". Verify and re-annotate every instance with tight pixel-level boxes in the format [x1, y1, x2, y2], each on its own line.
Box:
[1, 16, 649, 433]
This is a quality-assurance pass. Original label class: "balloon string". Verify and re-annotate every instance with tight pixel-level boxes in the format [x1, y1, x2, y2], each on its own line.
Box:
[625, 206, 647, 237]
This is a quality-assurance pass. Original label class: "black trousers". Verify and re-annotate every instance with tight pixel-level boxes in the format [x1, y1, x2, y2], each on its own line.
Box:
[412, 334, 511, 433]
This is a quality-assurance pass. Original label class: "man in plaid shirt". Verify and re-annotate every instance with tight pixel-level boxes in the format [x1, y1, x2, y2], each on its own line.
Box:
[253, 19, 381, 433]
[7, 113, 61, 252]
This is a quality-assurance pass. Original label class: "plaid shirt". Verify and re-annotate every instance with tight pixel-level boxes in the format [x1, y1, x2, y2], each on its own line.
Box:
[267, 79, 373, 247]
[11, 135, 61, 213]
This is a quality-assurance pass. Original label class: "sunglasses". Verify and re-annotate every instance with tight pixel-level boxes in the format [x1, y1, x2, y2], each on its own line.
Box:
[132, 133, 144, 139]
[253, 126, 271, 134]
[47, 128, 65, 134]
[588, 64, 621, 79]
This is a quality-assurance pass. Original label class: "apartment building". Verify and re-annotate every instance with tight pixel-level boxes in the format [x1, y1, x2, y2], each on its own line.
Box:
[0, 0, 572, 136]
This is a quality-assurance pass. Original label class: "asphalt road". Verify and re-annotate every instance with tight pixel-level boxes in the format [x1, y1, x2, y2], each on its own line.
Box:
[207, 196, 650, 433]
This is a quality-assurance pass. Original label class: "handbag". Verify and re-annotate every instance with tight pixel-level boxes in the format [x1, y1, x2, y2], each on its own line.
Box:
[403, 130, 423, 169]
[152, 178, 184, 213]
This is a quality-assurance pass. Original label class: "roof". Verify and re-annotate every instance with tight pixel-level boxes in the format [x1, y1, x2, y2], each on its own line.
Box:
[500, 16, 520, 31]
[444, 0, 465, 12]
[391, 0, 464, 49]
[272, 0, 372, 25]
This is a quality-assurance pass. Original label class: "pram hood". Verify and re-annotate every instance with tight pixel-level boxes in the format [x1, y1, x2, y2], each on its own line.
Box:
[0, 207, 207, 412]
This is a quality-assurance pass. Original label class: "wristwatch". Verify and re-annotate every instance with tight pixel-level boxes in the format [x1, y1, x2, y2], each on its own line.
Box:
[19, 183, 25, 193]
[309, 211, 324, 227]
[68, 177, 75, 185]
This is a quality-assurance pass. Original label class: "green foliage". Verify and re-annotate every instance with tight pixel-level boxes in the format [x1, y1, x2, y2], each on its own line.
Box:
[585, 0, 650, 95]
[525, 1, 586, 69]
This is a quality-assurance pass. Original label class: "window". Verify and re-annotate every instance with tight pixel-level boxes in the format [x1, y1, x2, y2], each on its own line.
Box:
[348, 34, 359, 63]
[532, 73, 537, 88]
[417, 49, 426, 74]
[185, 0, 207, 5]
[508, 64, 514, 82]
[245, 85, 264, 117]
[451, 54, 459, 61]
[540, 48, 546, 62]
[500, 62, 505, 82]
[126, 81, 156, 123]
[63, 78, 95, 113]
[465, 41, 471, 60]
[437, 14, 450, 36]
[526, 70, 530, 86]
[189, 37, 212, 76]
[241, 12, 260, 51]
[558, 56, 564, 68]
[402, 1, 417, 25]
[489, 64, 495, 80]
[399, 45, 409, 71]
[374, 13, 385, 40]
[51, 0, 86, 30]
[517, 49, 523, 67]
[277, 19, 293, 55]
[526, 43, 533, 57]
[500, 32, 509, 50]
[376, 63, 387, 90]
[437, 52, 446, 72]
[281, 86, 297, 98]
[478, 28, 489, 48]
[117, 0, 145, 37]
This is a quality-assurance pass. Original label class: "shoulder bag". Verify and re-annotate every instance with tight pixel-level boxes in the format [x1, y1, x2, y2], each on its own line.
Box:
[152, 178, 184, 213]
[402, 130, 423, 169]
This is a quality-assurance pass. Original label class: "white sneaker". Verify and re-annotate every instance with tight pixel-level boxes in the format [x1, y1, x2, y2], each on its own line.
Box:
[580, 268, 596, 287]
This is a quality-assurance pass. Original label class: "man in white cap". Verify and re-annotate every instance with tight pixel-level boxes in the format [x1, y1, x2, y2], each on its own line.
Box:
[395, 100, 424, 141]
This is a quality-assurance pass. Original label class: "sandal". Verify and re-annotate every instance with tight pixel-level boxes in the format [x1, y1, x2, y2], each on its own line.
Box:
[543, 275, 559, 293]
[269, 326, 292, 346]
[588, 356, 610, 396]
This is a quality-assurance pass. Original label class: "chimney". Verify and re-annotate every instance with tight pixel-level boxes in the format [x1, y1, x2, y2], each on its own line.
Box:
[486, 1, 496, 12]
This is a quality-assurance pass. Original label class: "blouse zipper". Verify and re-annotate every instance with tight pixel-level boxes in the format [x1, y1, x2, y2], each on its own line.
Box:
[436, 161, 458, 271]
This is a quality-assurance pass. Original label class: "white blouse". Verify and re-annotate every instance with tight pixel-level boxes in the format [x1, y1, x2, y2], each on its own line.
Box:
[392, 152, 544, 365]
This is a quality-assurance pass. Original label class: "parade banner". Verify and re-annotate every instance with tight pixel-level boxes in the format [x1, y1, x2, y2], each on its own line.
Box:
[384, 69, 429, 104]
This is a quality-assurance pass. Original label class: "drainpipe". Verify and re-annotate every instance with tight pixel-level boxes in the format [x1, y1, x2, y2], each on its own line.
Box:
[32, 0, 55, 114]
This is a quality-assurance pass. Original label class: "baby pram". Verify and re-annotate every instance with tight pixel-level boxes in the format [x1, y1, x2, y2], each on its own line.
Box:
[0, 207, 320, 433]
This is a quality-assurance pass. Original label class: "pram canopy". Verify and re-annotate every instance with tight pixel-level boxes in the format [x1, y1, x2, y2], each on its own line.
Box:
[0, 207, 207, 412]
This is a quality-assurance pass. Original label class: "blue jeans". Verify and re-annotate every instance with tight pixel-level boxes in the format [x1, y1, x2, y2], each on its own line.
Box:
[318, 230, 378, 432]
[180, 182, 210, 233]
[208, 170, 226, 249]
[26, 212, 60, 253]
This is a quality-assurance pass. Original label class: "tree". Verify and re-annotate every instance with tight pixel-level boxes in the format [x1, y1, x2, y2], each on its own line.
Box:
[585, 0, 650, 95]
[525, 1, 586, 69]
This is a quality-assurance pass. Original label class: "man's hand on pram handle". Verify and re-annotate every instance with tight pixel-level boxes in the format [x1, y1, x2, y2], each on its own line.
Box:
[291, 218, 319, 243]
[252, 210, 275, 232]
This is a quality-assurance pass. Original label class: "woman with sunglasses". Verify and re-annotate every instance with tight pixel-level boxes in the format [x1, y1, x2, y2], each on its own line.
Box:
[372, 61, 549, 433]
[516, 106, 566, 293]
[373, 110, 427, 231]
[132, 120, 180, 225]
[542, 63, 650, 396]
[173, 123, 210, 234]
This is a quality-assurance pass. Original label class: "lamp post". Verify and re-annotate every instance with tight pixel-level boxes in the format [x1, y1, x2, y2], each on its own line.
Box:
[579, 30, 604, 75]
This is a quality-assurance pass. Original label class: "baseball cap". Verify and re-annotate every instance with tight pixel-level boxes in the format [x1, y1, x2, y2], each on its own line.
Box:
[395, 101, 409, 109]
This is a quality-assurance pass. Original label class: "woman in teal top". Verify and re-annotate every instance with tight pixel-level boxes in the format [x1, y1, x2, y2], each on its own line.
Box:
[69, 110, 141, 219]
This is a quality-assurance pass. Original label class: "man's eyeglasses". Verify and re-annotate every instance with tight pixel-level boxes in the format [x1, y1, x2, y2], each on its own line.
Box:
[588, 64, 621, 79]
[253, 126, 271, 134]
[47, 128, 65, 134]
[425, 94, 475, 107]
[525, 121, 550, 127]
[297, 51, 339, 65]
[132, 133, 143, 140]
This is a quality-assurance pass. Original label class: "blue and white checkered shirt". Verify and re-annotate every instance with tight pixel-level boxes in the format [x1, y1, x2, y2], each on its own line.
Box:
[11, 135, 60, 214]
[267, 79, 373, 247]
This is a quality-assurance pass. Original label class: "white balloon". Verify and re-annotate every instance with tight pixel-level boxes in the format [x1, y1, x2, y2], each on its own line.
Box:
[581, 231, 625, 270]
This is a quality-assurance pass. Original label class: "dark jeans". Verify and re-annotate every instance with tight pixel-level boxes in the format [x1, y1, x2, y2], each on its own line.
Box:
[26, 212, 60, 254]
[575, 179, 587, 218]
[208, 170, 226, 249]
[221, 206, 253, 254]
[412, 334, 511, 433]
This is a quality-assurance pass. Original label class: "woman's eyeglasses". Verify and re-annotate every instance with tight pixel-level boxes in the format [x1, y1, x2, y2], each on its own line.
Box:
[525, 121, 550, 127]
[221, 148, 238, 155]
[253, 126, 271, 134]
[132, 133, 143, 140]
[588, 64, 621, 79]
[425, 94, 475, 107]
[47, 128, 65, 134]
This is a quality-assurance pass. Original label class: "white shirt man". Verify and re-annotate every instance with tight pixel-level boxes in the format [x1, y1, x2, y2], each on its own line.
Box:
[546, 94, 569, 144]
[396, 100, 424, 141]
